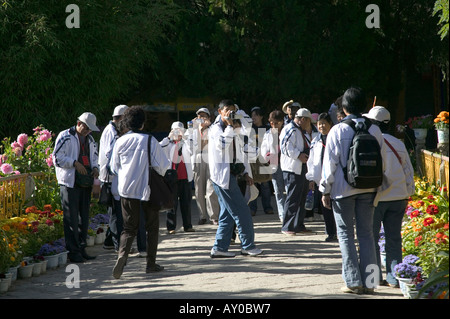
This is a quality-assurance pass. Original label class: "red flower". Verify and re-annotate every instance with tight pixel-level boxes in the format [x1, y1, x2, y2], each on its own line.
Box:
[427, 195, 434, 200]
[45, 219, 54, 226]
[444, 223, 449, 230]
[426, 204, 439, 215]
[423, 217, 435, 227]
[411, 210, 420, 218]
[417, 200, 425, 207]
[414, 236, 423, 246]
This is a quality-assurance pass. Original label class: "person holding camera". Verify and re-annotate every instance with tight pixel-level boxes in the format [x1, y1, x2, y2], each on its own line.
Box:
[160, 121, 195, 234]
[188, 108, 220, 225]
[53, 112, 100, 263]
[208, 100, 263, 258]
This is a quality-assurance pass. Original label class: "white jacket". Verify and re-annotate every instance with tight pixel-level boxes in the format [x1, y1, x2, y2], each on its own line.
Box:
[110, 132, 169, 201]
[374, 133, 415, 206]
[159, 137, 194, 182]
[53, 127, 98, 188]
[306, 134, 326, 185]
[98, 121, 119, 183]
[279, 122, 317, 175]
[208, 118, 254, 189]
[260, 128, 281, 174]
[319, 117, 388, 200]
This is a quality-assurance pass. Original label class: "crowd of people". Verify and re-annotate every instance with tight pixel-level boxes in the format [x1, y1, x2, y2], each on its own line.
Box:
[52, 86, 415, 295]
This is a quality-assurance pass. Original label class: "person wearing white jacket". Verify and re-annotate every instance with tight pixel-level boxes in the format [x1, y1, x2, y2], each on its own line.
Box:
[306, 112, 337, 242]
[53, 112, 100, 263]
[364, 106, 415, 288]
[208, 100, 262, 258]
[110, 106, 170, 279]
[98, 104, 128, 251]
[160, 121, 195, 233]
[279, 107, 317, 235]
[319, 87, 388, 294]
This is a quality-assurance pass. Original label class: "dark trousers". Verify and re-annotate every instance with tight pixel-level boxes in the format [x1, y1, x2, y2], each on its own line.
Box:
[119, 198, 160, 267]
[60, 185, 91, 259]
[166, 179, 193, 231]
[319, 191, 336, 236]
[282, 170, 307, 232]
[104, 198, 123, 251]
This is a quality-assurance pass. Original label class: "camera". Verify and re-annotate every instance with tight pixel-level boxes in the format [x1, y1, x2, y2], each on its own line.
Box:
[228, 111, 243, 121]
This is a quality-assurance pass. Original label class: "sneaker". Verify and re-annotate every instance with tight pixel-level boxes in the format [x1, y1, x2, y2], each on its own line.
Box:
[325, 235, 338, 242]
[340, 286, 363, 294]
[137, 251, 147, 258]
[281, 230, 296, 236]
[168, 230, 176, 235]
[210, 248, 235, 258]
[241, 248, 263, 256]
[112, 256, 127, 279]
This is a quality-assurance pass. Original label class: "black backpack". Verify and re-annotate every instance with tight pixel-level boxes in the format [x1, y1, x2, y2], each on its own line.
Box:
[342, 117, 383, 189]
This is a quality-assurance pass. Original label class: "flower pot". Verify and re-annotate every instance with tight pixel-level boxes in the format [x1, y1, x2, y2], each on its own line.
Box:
[87, 235, 95, 247]
[408, 290, 419, 299]
[32, 262, 42, 276]
[396, 277, 413, 297]
[58, 251, 68, 266]
[437, 129, 449, 144]
[1, 272, 12, 288]
[0, 280, 9, 294]
[18, 264, 34, 279]
[95, 234, 103, 245]
[41, 260, 48, 274]
[44, 254, 59, 270]
[9, 266, 19, 281]
[413, 128, 428, 143]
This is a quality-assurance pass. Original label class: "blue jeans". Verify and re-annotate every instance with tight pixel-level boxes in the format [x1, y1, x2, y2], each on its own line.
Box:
[332, 193, 378, 288]
[373, 200, 407, 285]
[212, 176, 256, 252]
[249, 181, 273, 213]
[271, 166, 286, 221]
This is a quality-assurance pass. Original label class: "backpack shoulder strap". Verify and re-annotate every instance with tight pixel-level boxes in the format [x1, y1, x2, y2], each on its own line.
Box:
[384, 138, 402, 165]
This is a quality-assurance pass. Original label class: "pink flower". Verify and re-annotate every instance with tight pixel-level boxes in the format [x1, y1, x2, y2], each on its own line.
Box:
[13, 147, 22, 156]
[37, 129, 51, 142]
[17, 133, 28, 148]
[1, 163, 14, 175]
[45, 155, 54, 167]
[11, 141, 22, 149]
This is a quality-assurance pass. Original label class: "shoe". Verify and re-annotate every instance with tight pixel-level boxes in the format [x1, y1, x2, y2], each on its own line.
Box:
[137, 251, 147, 258]
[265, 210, 274, 215]
[81, 250, 96, 260]
[168, 230, 176, 234]
[281, 230, 296, 236]
[210, 248, 235, 258]
[146, 264, 165, 273]
[325, 235, 338, 242]
[381, 280, 399, 288]
[184, 228, 196, 232]
[364, 287, 375, 294]
[112, 256, 126, 279]
[198, 219, 207, 225]
[340, 286, 363, 294]
[241, 248, 263, 256]
[69, 254, 85, 263]
[297, 228, 313, 234]
[213, 220, 219, 225]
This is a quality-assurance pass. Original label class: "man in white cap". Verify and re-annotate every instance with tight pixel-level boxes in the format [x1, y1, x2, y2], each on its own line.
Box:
[279, 107, 317, 235]
[364, 106, 415, 288]
[98, 105, 128, 251]
[189, 107, 220, 225]
[53, 112, 100, 263]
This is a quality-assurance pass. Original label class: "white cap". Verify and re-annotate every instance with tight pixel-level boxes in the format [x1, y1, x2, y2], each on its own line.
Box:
[363, 106, 391, 123]
[282, 100, 301, 114]
[78, 112, 99, 131]
[196, 107, 210, 116]
[112, 105, 128, 117]
[295, 108, 312, 119]
[171, 121, 185, 131]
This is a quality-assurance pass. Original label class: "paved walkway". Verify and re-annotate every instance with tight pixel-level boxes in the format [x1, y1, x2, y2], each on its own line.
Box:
[1, 197, 404, 300]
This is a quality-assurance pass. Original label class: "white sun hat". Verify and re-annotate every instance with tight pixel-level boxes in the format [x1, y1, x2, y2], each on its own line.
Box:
[78, 112, 100, 131]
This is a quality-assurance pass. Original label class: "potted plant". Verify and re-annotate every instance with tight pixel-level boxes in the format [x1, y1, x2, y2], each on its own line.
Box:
[394, 254, 423, 297]
[37, 243, 60, 269]
[405, 114, 434, 142]
[434, 111, 449, 144]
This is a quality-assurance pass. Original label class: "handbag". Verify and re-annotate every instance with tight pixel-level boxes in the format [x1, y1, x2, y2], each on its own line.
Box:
[99, 182, 112, 206]
[250, 155, 272, 183]
[75, 167, 94, 188]
[147, 134, 174, 211]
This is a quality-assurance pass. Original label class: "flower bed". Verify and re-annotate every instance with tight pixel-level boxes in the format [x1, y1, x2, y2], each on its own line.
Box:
[400, 177, 449, 298]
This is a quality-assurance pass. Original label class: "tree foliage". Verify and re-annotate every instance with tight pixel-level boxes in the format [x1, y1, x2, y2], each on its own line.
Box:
[0, 0, 179, 137]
